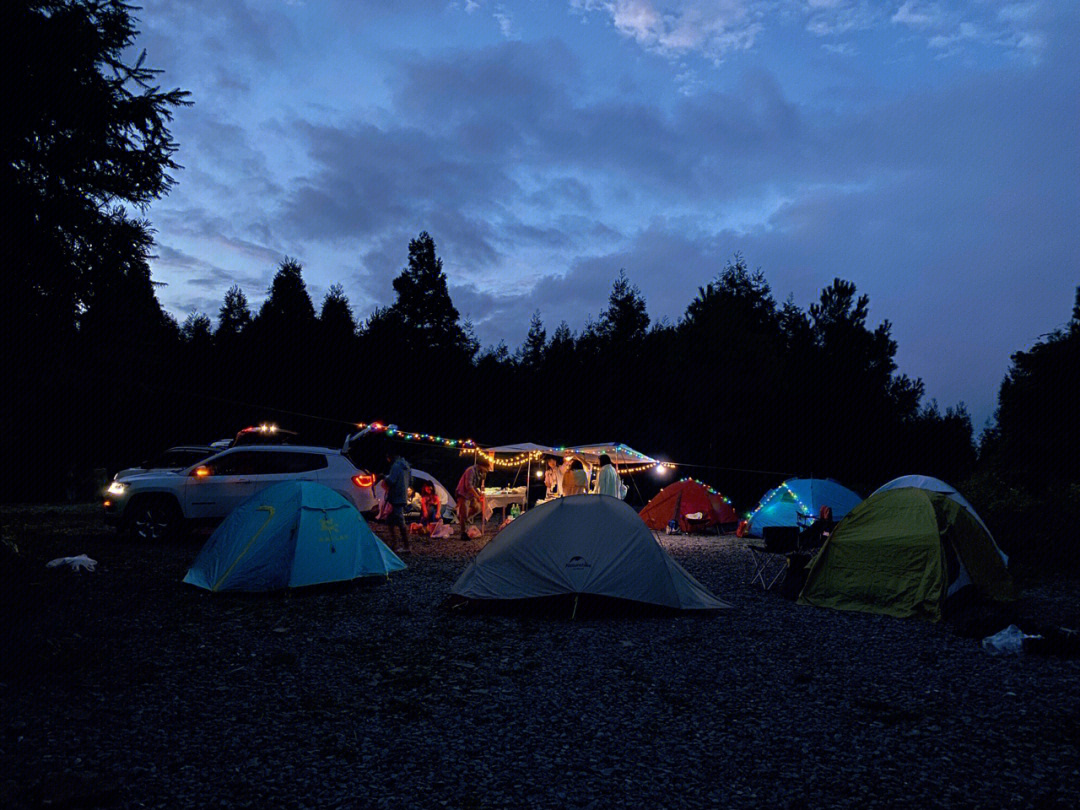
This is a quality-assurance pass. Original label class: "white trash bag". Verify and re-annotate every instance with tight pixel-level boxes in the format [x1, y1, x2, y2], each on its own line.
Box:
[981, 624, 1027, 655]
[46, 554, 97, 573]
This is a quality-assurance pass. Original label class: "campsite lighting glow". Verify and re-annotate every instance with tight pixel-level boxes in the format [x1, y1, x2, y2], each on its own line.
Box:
[462, 448, 545, 468]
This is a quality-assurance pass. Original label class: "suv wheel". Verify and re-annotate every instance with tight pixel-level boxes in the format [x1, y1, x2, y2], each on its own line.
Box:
[127, 497, 182, 542]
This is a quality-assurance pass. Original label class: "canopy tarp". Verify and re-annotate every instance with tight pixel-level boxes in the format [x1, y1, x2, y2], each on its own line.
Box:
[481, 442, 562, 455]
[564, 443, 657, 466]
[479, 442, 658, 467]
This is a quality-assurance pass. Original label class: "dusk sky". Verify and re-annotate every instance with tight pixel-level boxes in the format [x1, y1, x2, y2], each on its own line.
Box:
[134, 1, 1078, 428]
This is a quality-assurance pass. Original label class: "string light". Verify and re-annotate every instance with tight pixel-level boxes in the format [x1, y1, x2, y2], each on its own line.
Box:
[745, 479, 812, 522]
[355, 422, 476, 450]
[651, 477, 735, 507]
[459, 448, 545, 468]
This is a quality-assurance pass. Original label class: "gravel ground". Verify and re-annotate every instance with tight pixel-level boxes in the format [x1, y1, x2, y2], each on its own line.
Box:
[2, 504, 1079, 809]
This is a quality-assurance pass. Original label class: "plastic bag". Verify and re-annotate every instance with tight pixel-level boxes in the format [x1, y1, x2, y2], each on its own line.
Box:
[981, 624, 1026, 655]
[46, 554, 97, 573]
[467, 525, 482, 539]
[430, 522, 454, 539]
[482, 502, 493, 521]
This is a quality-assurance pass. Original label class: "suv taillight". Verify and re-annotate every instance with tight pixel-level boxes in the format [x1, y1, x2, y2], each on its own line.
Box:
[352, 474, 375, 488]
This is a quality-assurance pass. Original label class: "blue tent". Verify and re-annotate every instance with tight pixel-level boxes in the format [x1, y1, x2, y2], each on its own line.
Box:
[184, 481, 405, 592]
[745, 478, 862, 538]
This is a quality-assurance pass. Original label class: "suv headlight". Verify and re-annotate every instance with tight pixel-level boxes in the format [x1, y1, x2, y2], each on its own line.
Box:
[107, 481, 128, 497]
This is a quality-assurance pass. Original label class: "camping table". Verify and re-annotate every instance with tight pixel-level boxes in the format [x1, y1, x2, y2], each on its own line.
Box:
[483, 487, 527, 524]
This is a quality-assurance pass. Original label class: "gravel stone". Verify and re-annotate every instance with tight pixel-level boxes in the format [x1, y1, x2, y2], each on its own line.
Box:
[1, 505, 1078, 809]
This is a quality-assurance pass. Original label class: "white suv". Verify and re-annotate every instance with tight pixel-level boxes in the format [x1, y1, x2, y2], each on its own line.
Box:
[103, 445, 379, 540]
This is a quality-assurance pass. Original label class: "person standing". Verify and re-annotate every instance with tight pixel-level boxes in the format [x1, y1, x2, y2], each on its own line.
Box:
[543, 457, 560, 498]
[563, 458, 588, 496]
[456, 456, 492, 541]
[383, 448, 412, 553]
[556, 456, 572, 497]
[596, 454, 622, 498]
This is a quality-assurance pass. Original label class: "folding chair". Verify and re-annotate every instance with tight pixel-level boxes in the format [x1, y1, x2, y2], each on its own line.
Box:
[748, 527, 800, 592]
[749, 545, 788, 591]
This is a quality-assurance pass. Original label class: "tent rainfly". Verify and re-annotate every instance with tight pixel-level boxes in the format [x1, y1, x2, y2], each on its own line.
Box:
[639, 479, 738, 533]
[184, 481, 405, 592]
[450, 495, 731, 612]
[798, 487, 1015, 621]
[746, 478, 862, 538]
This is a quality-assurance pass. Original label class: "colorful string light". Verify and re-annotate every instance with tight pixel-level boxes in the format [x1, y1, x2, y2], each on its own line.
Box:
[459, 448, 545, 468]
[356, 422, 476, 449]
[744, 480, 812, 521]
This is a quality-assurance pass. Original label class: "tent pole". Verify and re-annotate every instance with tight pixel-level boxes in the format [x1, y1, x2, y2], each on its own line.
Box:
[571, 594, 580, 621]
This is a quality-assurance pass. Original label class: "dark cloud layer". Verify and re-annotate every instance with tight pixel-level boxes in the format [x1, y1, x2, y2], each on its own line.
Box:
[137, 2, 1078, 426]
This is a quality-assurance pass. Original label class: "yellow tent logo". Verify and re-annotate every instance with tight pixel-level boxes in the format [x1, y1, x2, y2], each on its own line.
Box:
[319, 515, 342, 543]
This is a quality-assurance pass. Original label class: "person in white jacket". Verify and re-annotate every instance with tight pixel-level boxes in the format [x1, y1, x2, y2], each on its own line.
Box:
[595, 454, 622, 498]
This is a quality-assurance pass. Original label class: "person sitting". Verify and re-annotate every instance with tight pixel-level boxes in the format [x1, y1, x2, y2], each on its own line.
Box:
[798, 504, 835, 550]
[455, 457, 492, 541]
[403, 487, 422, 518]
[418, 481, 441, 528]
[562, 458, 588, 496]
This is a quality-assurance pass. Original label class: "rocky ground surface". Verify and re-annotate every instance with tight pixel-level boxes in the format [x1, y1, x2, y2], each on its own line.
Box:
[2, 504, 1079, 809]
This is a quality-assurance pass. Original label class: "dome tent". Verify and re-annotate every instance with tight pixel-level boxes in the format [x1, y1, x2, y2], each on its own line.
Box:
[639, 479, 738, 533]
[745, 478, 862, 538]
[798, 487, 1015, 621]
[184, 481, 405, 592]
[450, 495, 731, 614]
[873, 475, 1004, 554]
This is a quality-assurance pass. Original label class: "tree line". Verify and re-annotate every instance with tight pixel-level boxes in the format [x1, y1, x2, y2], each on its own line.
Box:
[2, 1, 1076, 569]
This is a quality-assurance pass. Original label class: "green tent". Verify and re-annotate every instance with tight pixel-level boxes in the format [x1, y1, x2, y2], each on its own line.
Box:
[798, 487, 1014, 621]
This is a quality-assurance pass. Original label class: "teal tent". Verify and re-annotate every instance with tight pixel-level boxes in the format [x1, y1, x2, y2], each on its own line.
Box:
[746, 478, 862, 538]
[184, 481, 405, 592]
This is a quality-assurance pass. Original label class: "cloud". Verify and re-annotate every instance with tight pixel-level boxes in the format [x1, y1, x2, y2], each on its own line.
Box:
[573, 1, 764, 60]
[571, 1, 1050, 62]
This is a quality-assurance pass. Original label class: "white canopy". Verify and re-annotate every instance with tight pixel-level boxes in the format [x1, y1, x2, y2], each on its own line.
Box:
[565, 443, 657, 466]
[480, 441, 658, 467]
[481, 442, 561, 455]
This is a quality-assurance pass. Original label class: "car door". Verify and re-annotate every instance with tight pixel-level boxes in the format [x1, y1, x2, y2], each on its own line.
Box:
[247, 451, 327, 498]
[183, 450, 258, 520]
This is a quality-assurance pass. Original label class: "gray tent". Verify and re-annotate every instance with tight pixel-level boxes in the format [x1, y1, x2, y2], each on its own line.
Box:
[450, 495, 731, 612]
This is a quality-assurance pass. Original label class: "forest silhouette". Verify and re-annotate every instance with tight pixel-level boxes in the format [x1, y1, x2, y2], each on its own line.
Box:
[3, 1, 1077, 570]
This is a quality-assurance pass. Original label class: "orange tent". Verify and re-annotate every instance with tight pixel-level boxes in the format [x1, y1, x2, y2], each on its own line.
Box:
[639, 479, 738, 533]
